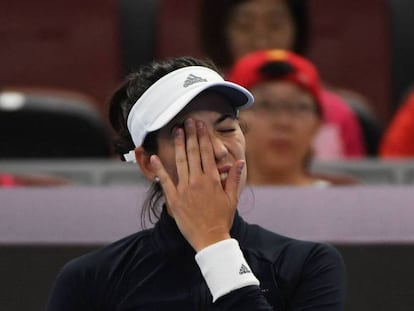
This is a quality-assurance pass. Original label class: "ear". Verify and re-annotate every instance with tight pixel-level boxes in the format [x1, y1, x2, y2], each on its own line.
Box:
[134, 147, 157, 182]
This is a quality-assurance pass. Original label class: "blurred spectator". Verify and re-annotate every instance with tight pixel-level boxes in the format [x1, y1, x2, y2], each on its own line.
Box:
[0, 173, 69, 187]
[380, 89, 414, 158]
[227, 49, 359, 185]
[0, 174, 18, 187]
[199, 0, 371, 158]
[200, 0, 307, 70]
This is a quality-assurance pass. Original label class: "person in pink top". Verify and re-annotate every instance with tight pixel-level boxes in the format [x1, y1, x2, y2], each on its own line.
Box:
[317, 88, 366, 159]
[227, 49, 360, 185]
[0, 174, 18, 187]
[380, 89, 414, 157]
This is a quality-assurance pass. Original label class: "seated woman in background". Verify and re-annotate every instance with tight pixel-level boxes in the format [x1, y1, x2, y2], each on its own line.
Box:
[227, 49, 359, 185]
[199, 0, 370, 157]
[380, 89, 414, 158]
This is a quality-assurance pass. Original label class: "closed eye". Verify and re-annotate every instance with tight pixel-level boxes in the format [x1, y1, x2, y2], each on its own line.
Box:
[217, 128, 237, 133]
[215, 113, 239, 134]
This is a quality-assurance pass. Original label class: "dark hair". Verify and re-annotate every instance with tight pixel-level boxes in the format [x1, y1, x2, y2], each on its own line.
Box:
[199, 0, 309, 69]
[108, 56, 220, 226]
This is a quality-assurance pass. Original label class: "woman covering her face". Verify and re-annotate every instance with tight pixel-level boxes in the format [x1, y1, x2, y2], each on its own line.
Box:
[46, 56, 345, 310]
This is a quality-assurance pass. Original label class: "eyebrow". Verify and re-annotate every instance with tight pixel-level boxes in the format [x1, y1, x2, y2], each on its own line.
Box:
[168, 112, 237, 134]
[214, 113, 237, 125]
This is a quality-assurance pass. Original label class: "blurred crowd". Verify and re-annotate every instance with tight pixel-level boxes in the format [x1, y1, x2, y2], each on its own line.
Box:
[1, 0, 414, 187]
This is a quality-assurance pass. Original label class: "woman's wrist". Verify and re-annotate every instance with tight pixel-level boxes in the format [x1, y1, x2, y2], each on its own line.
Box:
[192, 233, 232, 252]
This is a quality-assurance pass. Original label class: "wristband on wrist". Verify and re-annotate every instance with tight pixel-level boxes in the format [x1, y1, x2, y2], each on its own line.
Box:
[195, 238, 260, 302]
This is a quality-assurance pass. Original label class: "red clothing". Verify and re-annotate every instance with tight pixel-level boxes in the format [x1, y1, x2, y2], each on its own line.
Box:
[0, 174, 19, 187]
[380, 91, 414, 157]
[315, 88, 366, 159]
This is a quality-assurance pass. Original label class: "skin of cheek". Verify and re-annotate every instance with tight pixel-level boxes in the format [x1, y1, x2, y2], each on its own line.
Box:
[154, 138, 180, 185]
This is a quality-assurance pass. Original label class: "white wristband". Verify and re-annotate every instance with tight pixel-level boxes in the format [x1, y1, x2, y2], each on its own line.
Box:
[195, 238, 260, 302]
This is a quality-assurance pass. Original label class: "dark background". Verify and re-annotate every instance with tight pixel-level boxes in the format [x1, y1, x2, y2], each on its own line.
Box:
[1, 0, 414, 124]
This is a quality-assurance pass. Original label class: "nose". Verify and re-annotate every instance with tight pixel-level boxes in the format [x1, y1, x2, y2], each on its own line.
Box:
[251, 23, 271, 49]
[210, 133, 228, 163]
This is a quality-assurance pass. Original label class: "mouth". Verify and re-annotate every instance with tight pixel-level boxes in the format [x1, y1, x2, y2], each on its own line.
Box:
[270, 137, 293, 149]
[218, 166, 232, 188]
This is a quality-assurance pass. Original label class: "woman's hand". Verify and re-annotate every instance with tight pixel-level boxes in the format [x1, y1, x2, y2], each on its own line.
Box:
[150, 118, 245, 252]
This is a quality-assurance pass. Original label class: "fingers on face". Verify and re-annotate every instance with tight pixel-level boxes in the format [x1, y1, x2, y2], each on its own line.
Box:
[225, 160, 245, 200]
[173, 118, 220, 182]
[196, 120, 217, 174]
[174, 127, 188, 183]
[184, 118, 202, 177]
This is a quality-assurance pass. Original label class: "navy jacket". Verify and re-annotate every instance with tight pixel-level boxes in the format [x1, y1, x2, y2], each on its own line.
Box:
[46, 208, 346, 310]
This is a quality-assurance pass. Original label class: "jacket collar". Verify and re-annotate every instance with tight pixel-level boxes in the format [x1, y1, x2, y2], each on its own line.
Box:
[152, 206, 248, 256]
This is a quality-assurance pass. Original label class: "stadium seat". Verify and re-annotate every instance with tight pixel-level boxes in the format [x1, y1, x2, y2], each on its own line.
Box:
[0, 89, 112, 158]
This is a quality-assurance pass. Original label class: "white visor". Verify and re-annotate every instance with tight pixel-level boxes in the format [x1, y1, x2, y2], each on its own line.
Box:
[124, 66, 254, 162]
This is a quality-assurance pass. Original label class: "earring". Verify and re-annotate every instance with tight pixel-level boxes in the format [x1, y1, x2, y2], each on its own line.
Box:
[154, 176, 160, 183]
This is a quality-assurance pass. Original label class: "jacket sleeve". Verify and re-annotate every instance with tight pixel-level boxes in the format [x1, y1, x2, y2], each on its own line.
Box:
[212, 242, 345, 310]
[195, 239, 275, 310]
[289, 243, 346, 311]
[45, 260, 93, 311]
[214, 285, 274, 310]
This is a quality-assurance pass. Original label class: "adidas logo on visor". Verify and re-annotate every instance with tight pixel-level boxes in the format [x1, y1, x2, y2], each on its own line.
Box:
[183, 74, 208, 87]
